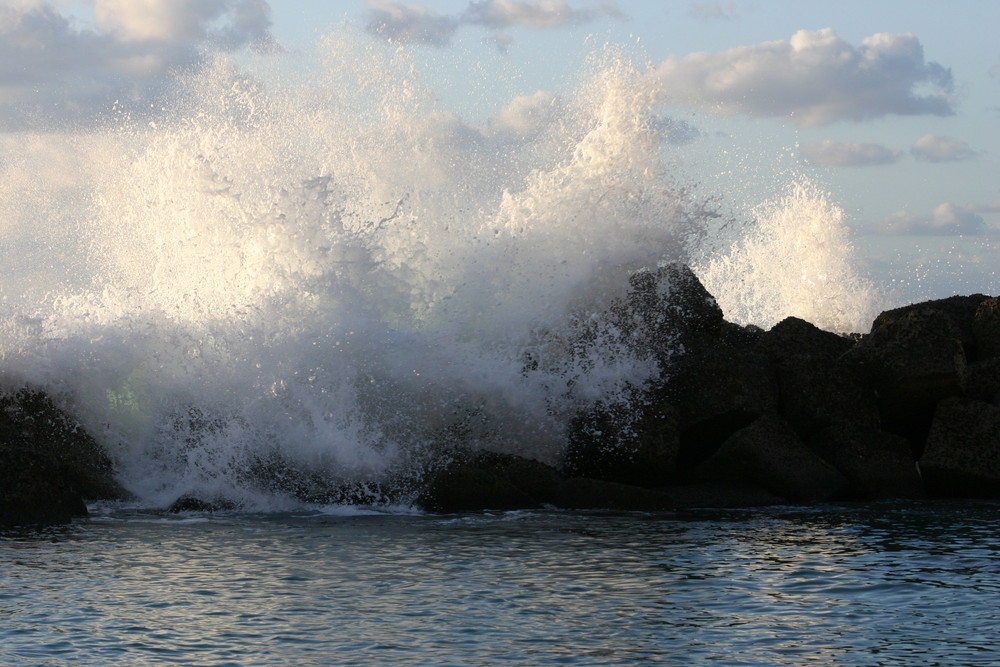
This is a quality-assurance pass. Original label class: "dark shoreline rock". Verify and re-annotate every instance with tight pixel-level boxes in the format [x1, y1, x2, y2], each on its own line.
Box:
[3, 266, 999, 521]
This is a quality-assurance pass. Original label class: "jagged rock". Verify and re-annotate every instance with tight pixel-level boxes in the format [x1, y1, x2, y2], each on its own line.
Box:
[692, 413, 848, 503]
[553, 477, 674, 511]
[1, 387, 125, 526]
[755, 317, 878, 437]
[564, 394, 679, 487]
[843, 307, 966, 451]
[973, 297, 1000, 361]
[610, 263, 725, 368]
[921, 397, 1000, 498]
[416, 451, 561, 512]
[806, 423, 923, 500]
[872, 294, 992, 361]
[670, 343, 778, 469]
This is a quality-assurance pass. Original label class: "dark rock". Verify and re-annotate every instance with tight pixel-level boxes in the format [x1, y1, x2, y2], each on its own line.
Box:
[1, 387, 125, 526]
[610, 263, 725, 368]
[564, 394, 679, 487]
[416, 451, 561, 513]
[921, 397, 1000, 498]
[168, 496, 238, 513]
[755, 317, 878, 437]
[666, 483, 785, 509]
[973, 297, 1000, 361]
[692, 413, 848, 503]
[872, 294, 992, 361]
[966, 357, 1000, 405]
[806, 423, 923, 500]
[670, 343, 778, 469]
[553, 477, 674, 511]
[842, 307, 966, 451]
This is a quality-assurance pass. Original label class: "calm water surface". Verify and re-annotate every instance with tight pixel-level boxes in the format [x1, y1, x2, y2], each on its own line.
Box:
[2, 501, 999, 665]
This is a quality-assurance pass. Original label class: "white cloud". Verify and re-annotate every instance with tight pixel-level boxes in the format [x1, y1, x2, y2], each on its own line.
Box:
[364, 0, 458, 46]
[881, 202, 988, 236]
[800, 139, 901, 167]
[0, 0, 274, 130]
[487, 90, 560, 140]
[647, 29, 954, 127]
[911, 133, 978, 162]
[364, 0, 620, 47]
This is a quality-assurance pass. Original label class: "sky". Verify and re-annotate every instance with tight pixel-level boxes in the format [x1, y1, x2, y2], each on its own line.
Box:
[1, 0, 998, 302]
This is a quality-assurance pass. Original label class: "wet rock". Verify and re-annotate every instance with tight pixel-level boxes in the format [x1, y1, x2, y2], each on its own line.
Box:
[1, 387, 125, 526]
[416, 451, 561, 513]
[872, 294, 992, 361]
[806, 423, 923, 500]
[168, 496, 238, 513]
[966, 357, 1000, 405]
[973, 297, 1000, 361]
[692, 413, 848, 503]
[553, 477, 674, 511]
[669, 343, 778, 469]
[610, 262, 725, 368]
[564, 394, 679, 487]
[842, 307, 966, 451]
[921, 397, 1000, 498]
[755, 317, 878, 437]
[666, 483, 784, 509]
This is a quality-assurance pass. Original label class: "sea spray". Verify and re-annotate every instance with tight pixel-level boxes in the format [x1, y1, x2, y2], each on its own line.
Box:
[0, 34, 876, 507]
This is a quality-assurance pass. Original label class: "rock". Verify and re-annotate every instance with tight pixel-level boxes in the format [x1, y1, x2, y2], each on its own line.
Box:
[755, 317, 878, 437]
[872, 294, 992, 361]
[666, 483, 785, 509]
[554, 477, 674, 511]
[610, 263, 725, 368]
[806, 423, 923, 500]
[973, 297, 1000, 361]
[564, 394, 679, 487]
[416, 451, 561, 513]
[842, 307, 966, 451]
[168, 496, 238, 513]
[1, 387, 125, 526]
[669, 343, 778, 469]
[966, 357, 1000, 405]
[692, 413, 848, 503]
[921, 397, 1000, 498]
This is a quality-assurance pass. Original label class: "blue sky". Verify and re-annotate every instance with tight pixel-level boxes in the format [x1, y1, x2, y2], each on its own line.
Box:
[2, 0, 998, 301]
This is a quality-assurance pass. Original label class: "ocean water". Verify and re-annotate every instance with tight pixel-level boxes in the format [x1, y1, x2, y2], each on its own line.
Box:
[3, 501, 999, 665]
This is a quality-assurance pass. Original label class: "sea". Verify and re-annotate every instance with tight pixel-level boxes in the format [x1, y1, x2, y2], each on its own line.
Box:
[1, 30, 998, 665]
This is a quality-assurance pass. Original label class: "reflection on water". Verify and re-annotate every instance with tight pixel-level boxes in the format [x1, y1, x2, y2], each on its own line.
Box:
[2, 502, 999, 665]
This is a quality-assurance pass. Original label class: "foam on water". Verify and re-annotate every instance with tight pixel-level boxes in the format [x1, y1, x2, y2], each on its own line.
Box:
[0, 33, 878, 507]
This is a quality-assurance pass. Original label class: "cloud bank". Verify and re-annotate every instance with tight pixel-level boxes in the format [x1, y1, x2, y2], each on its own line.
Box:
[647, 28, 954, 126]
[364, 0, 620, 48]
[800, 139, 901, 167]
[910, 134, 979, 162]
[881, 202, 988, 236]
[0, 0, 274, 130]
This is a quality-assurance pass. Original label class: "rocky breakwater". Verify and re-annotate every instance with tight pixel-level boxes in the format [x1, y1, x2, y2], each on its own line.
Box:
[1, 388, 126, 527]
[422, 265, 1000, 511]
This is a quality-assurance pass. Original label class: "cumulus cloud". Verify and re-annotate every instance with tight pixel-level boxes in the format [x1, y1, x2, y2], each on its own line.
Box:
[911, 133, 979, 162]
[647, 28, 954, 126]
[881, 202, 988, 236]
[487, 90, 560, 140]
[364, 0, 620, 48]
[800, 139, 902, 167]
[364, 0, 458, 46]
[0, 0, 274, 130]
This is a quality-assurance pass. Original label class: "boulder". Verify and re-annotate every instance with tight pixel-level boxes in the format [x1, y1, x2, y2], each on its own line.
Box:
[416, 451, 561, 512]
[872, 294, 992, 361]
[965, 357, 1000, 405]
[842, 307, 966, 451]
[564, 394, 679, 487]
[921, 397, 1000, 498]
[806, 423, 923, 499]
[553, 477, 674, 511]
[973, 297, 1000, 361]
[692, 413, 848, 503]
[1, 387, 124, 526]
[755, 317, 878, 437]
